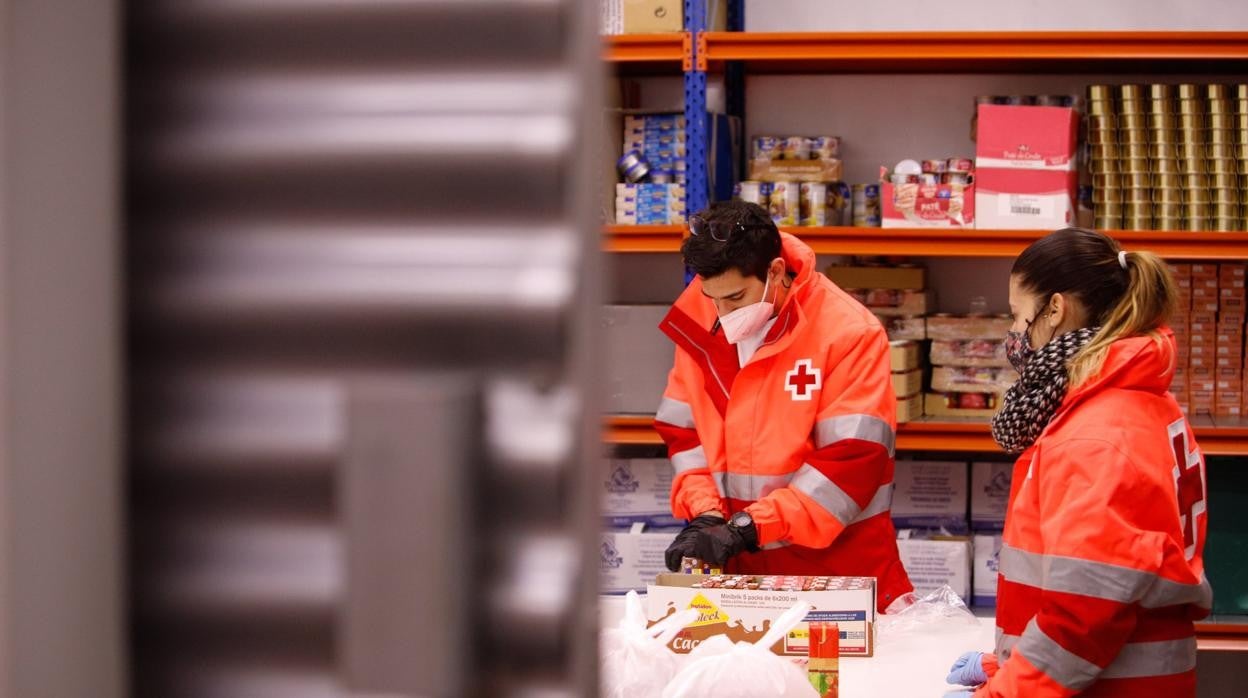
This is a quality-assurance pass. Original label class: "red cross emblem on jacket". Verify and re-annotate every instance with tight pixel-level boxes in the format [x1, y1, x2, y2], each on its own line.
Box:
[785, 358, 821, 401]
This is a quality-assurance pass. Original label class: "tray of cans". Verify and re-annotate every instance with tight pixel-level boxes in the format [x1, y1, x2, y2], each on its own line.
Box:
[1086, 83, 1248, 232]
[690, 574, 854, 592]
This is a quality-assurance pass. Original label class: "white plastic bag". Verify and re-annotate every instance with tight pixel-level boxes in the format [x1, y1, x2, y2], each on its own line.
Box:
[876, 585, 979, 643]
[601, 591, 699, 698]
[661, 601, 818, 698]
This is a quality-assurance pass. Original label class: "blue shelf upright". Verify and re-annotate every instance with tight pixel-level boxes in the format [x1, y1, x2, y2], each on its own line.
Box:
[684, 0, 710, 219]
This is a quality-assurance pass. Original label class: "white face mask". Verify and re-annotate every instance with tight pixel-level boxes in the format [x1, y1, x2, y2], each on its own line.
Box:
[719, 273, 776, 345]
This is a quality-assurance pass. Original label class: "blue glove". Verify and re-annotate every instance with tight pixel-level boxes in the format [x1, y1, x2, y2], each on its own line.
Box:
[943, 692, 974, 698]
[946, 651, 988, 686]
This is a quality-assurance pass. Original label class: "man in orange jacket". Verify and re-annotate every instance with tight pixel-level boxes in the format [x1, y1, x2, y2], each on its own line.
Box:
[655, 201, 913, 611]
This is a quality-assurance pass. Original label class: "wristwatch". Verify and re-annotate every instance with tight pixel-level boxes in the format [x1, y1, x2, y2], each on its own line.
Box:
[728, 510, 760, 551]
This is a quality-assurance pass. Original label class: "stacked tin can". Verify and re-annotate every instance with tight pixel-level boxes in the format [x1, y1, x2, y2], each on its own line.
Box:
[1087, 83, 1248, 232]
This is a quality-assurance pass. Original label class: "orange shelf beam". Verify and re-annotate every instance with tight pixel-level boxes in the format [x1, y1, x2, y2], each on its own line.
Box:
[604, 224, 686, 253]
[604, 415, 1248, 455]
[603, 226, 1248, 259]
[602, 33, 686, 63]
[701, 31, 1248, 73]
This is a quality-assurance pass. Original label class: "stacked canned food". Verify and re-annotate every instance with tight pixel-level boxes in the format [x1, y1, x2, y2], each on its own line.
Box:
[1087, 83, 1248, 232]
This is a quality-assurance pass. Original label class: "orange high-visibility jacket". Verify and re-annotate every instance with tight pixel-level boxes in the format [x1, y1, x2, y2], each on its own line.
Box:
[654, 232, 912, 610]
[978, 329, 1211, 698]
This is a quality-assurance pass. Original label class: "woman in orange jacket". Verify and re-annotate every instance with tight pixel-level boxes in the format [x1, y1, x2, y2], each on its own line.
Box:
[945, 228, 1211, 697]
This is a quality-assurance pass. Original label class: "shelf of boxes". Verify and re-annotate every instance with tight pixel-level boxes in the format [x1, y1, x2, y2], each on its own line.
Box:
[604, 414, 1248, 455]
[603, 225, 1248, 257]
[697, 31, 1248, 73]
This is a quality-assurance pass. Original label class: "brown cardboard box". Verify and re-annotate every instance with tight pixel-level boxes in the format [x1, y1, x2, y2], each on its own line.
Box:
[1194, 276, 1219, 290]
[1216, 343, 1244, 358]
[897, 394, 922, 423]
[1193, 300, 1220, 314]
[1221, 294, 1247, 312]
[931, 366, 1017, 394]
[1190, 342, 1217, 357]
[647, 574, 876, 657]
[924, 393, 999, 420]
[849, 289, 932, 317]
[1169, 263, 1193, 279]
[1175, 276, 1194, 289]
[877, 315, 927, 341]
[1190, 333, 1216, 346]
[1190, 320, 1216, 334]
[622, 0, 682, 33]
[1193, 285, 1220, 299]
[1218, 313, 1245, 326]
[893, 369, 923, 398]
[890, 341, 922, 372]
[1192, 263, 1218, 277]
[1220, 277, 1247, 290]
[925, 315, 1013, 341]
[1192, 391, 1214, 415]
[1219, 263, 1246, 279]
[749, 157, 844, 183]
[827, 265, 926, 291]
[1192, 312, 1218, 325]
[930, 340, 1011, 368]
[1218, 366, 1243, 380]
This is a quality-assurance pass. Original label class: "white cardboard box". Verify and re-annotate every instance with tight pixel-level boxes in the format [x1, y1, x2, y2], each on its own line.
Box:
[896, 534, 973, 603]
[973, 534, 1003, 608]
[892, 460, 969, 532]
[602, 458, 681, 527]
[600, 526, 682, 594]
[647, 575, 876, 656]
[970, 461, 1014, 531]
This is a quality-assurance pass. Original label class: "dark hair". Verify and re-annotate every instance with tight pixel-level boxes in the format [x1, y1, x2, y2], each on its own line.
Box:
[680, 201, 781, 281]
[1012, 227, 1177, 385]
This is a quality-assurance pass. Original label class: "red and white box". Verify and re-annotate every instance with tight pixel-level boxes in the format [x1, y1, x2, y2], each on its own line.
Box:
[881, 180, 976, 228]
[974, 105, 1078, 230]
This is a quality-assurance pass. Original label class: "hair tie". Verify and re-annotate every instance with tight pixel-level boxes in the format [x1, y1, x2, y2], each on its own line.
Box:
[1118, 250, 1128, 270]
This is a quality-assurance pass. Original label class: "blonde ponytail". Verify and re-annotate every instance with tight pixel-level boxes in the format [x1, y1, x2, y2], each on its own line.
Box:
[1068, 248, 1177, 387]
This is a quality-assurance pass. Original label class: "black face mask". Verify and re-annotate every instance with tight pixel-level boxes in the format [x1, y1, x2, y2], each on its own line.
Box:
[1003, 296, 1053, 374]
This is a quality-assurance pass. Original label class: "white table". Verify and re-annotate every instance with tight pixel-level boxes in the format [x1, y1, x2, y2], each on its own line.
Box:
[601, 595, 996, 696]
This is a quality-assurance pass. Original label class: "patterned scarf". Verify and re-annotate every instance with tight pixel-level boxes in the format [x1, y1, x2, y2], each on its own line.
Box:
[991, 326, 1101, 455]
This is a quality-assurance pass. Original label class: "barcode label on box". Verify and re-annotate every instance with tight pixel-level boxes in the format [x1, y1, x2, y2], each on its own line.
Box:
[1000, 195, 1055, 220]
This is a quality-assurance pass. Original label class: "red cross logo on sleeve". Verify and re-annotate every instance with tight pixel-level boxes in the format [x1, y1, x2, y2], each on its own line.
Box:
[1168, 419, 1206, 560]
[785, 359, 822, 401]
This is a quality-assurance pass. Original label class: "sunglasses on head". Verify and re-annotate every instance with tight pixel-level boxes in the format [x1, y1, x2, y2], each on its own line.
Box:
[688, 215, 773, 242]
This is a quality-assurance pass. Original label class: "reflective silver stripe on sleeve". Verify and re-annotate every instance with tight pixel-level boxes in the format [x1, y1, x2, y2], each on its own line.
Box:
[761, 540, 791, 551]
[1015, 619, 1102, 692]
[789, 463, 861, 525]
[718, 472, 794, 501]
[814, 414, 896, 457]
[670, 445, 708, 474]
[853, 483, 892, 523]
[997, 629, 1020, 659]
[1101, 637, 1197, 679]
[655, 397, 695, 429]
[998, 544, 1213, 609]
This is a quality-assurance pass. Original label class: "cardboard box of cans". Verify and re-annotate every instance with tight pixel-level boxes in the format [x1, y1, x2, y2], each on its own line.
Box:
[878, 315, 927, 341]
[971, 461, 1014, 531]
[890, 340, 922, 372]
[924, 392, 1000, 420]
[601, 0, 728, 35]
[602, 459, 681, 528]
[749, 135, 844, 183]
[826, 263, 927, 291]
[892, 369, 923, 399]
[896, 533, 973, 604]
[975, 104, 1079, 230]
[972, 534, 1003, 607]
[846, 289, 932, 317]
[880, 158, 976, 229]
[931, 366, 1018, 394]
[601, 525, 681, 594]
[930, 340, 1010, 368]
[892, 461, 970, 532]
[647, 574, 877, 657]
[925, 314, 1013, 341]
[897, 394, 923, 424]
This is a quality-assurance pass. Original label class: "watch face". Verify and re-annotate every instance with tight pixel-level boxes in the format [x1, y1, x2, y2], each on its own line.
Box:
[731, 511, 752, 527]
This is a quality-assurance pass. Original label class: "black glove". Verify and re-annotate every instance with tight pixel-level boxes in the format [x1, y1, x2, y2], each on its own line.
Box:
[664, 514, 758, 571]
